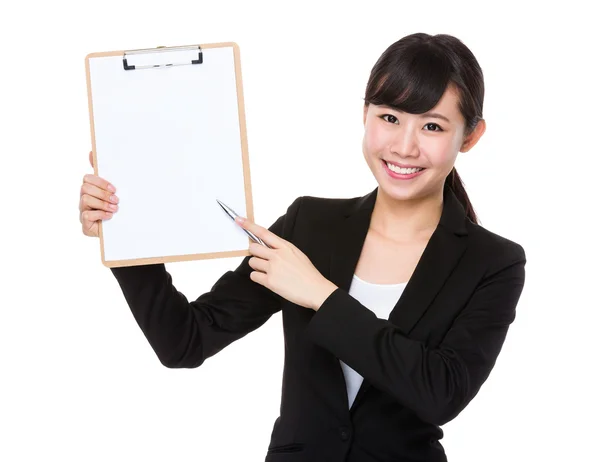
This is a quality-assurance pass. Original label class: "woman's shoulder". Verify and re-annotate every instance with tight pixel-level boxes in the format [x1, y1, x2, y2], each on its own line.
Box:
[297, 192, 367, 216]
[298, 193, 354, 208]
[466, 219, 526, 268]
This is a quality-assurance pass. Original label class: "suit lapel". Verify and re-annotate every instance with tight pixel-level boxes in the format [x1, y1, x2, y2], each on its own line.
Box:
[324, 183, 469, 412]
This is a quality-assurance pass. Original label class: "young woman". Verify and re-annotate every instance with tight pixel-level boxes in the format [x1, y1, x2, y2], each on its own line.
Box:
[80, 32, 526, 462]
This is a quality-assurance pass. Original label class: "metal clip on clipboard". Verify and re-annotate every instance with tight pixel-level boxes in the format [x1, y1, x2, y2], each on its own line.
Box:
[122, 45, 203, 70]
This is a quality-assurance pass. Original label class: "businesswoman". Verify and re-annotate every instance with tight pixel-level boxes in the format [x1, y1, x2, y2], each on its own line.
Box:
[79, 33, 526, 462]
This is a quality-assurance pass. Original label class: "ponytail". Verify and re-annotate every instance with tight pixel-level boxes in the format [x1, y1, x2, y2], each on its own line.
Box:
[445, 167, 478, 224]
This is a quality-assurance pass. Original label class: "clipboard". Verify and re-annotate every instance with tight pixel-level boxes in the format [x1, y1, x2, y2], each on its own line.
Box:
[85, 42, 258, 268]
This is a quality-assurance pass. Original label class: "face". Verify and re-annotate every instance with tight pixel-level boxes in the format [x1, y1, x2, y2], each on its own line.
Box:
[362, 84, 484, 202]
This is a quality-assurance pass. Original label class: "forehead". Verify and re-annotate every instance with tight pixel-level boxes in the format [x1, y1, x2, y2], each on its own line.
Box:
[432, 85, 461, 115]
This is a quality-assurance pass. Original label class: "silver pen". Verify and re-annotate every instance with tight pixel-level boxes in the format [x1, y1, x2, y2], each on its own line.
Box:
[216, 199, 272, 248]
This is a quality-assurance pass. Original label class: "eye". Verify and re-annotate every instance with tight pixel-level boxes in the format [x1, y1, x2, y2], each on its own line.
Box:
[424, 123, 443, 132]
[380, 114, 398, 124]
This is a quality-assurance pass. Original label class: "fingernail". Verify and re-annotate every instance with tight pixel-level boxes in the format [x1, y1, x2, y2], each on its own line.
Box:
[235, 217, 245, 223]
[108, 184, 116, 193]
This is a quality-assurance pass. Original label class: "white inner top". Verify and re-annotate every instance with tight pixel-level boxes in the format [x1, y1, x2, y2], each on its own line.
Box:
[339, 274, 408, 408]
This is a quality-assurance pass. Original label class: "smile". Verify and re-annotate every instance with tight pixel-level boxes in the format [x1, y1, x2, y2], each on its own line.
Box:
[382, 160, 426, 180]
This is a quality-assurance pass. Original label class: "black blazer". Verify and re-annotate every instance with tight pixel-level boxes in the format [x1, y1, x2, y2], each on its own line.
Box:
[110, 183, 526, 462]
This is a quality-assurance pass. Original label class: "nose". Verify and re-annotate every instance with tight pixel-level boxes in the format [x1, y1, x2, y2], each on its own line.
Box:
[389, 125, 419, 158]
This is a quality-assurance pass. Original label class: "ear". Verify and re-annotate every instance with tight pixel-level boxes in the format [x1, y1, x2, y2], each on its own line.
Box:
[363, 104, 369, 125]
[460, 119, 486, 153]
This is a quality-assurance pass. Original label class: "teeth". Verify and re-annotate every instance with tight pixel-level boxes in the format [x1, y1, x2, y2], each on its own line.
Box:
[385, 161, 423, 174]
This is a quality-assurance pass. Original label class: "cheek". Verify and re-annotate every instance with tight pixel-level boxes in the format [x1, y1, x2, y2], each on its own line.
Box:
[363, 126, 385, 154]
[420, 139, 456, 166]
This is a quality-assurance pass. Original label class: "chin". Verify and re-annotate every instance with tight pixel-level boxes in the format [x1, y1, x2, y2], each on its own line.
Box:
[380, 186, 422, 201]
[378, 176, 434, 203]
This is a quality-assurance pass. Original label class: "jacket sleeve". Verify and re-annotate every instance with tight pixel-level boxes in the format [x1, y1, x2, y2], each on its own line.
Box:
[305, 243, 526, 426]
[109, 196, 303, 369]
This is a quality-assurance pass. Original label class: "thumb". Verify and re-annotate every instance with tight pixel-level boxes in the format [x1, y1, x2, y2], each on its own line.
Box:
[89, 150, 94, 169]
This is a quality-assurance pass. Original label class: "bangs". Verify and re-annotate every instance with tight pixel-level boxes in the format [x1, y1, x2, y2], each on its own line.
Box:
[366, 44, 453, 114]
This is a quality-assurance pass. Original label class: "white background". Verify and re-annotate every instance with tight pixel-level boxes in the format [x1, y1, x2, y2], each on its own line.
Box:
[1, 1, 598, 461]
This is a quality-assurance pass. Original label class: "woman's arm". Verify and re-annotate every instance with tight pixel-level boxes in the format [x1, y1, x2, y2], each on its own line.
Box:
[109, 196, 303, 368]
[305, 242, 526, 426]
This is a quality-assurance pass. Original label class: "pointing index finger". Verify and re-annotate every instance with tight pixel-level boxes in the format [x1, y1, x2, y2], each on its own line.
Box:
[237, 217, 282, 248]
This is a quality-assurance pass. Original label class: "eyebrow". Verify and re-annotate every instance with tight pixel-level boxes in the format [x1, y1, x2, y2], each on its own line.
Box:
[380, 106, 451, 124]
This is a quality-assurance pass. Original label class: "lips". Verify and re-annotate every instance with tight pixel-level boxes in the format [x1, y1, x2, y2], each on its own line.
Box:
[382, 159, 426, 180]
[383, 159, 424, 169]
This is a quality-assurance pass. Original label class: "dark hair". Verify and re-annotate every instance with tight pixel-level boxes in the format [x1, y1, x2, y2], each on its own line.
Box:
[363, 33, 484, 224]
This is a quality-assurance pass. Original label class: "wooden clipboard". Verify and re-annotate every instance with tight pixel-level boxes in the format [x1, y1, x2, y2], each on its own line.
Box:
[85, 42, 257, 268]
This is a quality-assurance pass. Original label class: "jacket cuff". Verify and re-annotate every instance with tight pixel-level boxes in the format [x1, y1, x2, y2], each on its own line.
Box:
[305, 288, 377, 349]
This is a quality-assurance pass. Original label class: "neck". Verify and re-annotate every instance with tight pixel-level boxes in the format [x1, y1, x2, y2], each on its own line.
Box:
[370, 186, 444, 243]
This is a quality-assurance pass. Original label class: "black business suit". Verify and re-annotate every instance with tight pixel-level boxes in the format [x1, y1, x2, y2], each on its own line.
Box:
[110, 182, 526, 462]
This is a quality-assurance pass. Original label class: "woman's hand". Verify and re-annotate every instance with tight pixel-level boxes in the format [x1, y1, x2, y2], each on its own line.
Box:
[236, 216, 338, 311]
[79, 150, 119, 238]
